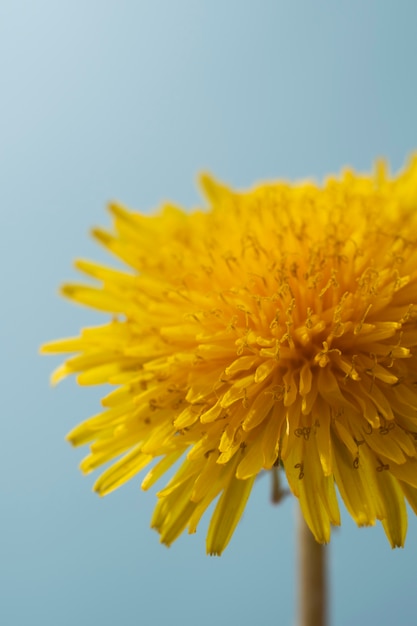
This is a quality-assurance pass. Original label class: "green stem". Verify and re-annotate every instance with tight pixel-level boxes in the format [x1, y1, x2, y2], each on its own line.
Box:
[297, 507, 328, 626]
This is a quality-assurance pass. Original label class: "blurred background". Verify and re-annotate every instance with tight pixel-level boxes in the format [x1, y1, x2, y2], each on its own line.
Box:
[2, 1, 417, 624]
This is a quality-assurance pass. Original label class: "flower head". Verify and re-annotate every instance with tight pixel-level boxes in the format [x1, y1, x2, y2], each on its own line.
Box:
[42, 157, 417, 554]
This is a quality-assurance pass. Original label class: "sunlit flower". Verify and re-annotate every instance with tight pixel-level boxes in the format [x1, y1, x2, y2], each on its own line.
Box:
[42, 157, 417, 554]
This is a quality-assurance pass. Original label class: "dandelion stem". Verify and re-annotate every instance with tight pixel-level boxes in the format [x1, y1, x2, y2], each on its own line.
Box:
[297, 507, 328, 626]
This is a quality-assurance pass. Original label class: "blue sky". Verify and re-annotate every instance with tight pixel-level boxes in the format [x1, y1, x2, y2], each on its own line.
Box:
[2, 1, 417, 624]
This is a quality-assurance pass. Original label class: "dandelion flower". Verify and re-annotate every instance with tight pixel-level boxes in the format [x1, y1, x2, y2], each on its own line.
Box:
[42, 157, 417, 555]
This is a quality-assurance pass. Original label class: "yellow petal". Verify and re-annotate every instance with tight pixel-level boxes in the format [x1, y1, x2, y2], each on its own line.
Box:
[206, 474, 255, 556]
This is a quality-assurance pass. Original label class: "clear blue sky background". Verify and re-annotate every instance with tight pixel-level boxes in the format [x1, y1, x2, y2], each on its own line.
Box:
[2, 1, 417, 624]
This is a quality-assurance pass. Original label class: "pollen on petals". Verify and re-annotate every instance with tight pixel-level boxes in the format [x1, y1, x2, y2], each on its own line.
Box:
[43, 155, 417, 553]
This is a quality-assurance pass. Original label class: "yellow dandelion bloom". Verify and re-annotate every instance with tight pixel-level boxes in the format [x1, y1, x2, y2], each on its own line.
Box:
[42, 157, 417, 555]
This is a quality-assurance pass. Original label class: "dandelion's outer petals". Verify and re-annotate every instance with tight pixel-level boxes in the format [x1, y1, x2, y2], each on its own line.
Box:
[42, 156, 417, 554]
